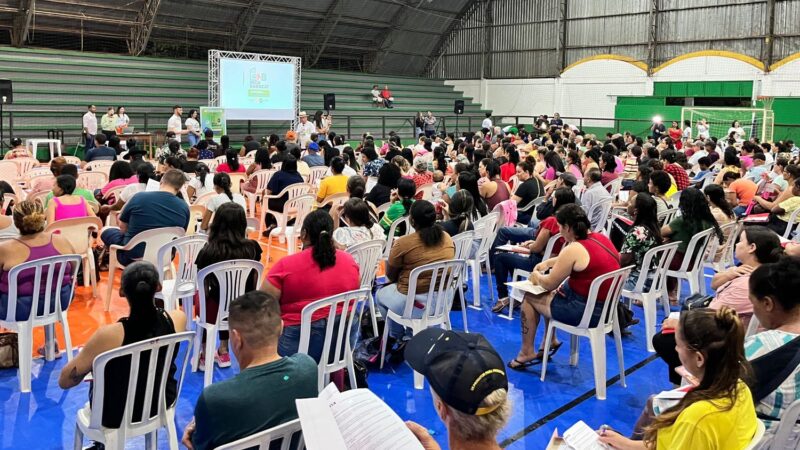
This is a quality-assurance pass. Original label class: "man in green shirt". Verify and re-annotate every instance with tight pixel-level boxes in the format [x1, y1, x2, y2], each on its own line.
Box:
[182, 291, 317, 450]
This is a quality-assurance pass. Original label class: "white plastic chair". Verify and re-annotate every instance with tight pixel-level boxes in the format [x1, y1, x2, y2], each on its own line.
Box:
[264, 193, 316, 263]
[666, 227, 716, 300]
[505, 232, 563, 320]
[620, 242, 680, 352]
[154, 235, 208, 313]
[604, 178, 623, 200]
[185, 205, 206, 236]
[259, 182, 314, 235]
[228, 173, 247, 194]
[516, 196, 546, 225]
[45, 217, 103, 298]
[104, 227, 185, 311]
[346, 239, 385, 337]
[415, 182, 433, 201]
[705, 221, 742, 274]
[214, 155, 227, 166]
[657, 208, 678, 226]
[243, 169, 275, 216]
[382, 215, 413, 261]
[27, 190, 51, 208]
[451, 230, 475, 332]
[85, 160, 115, 176]
[299, 289, 371, 392]
[587, 197, 613, 233]
[2, 192, 19, 214]
[763, 398, 800, 450]
[307, 167, 328, 187]
[199, 159, 219, 172]
[27, 173, 55, 191]
[215, 418, 304, 450]
[0, 254, 81, 392]
[467, 212, 500, 310]
[193, 259, 264, 387]
[379, 259, 466, 389]
[78, 171, 109, 191]
[540, 265, 633, 400]
[318, 192, 349, 210]
[192, 191, 216, 207]
[782, 208, 800, 240]
[13, 157, 39, 176]
[0, 160, 19, 181]
[73, 331, 193, 450]
[63, 155, 81, 166]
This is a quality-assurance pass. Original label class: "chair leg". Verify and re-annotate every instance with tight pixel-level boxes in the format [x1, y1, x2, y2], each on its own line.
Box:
[346, 353, 357, 390]
[105, 258, 117, 312]
[73, 424, 83, 450]
[484, 257, 496, 306]
[166, 408, 179, 450]
[411, 322, 425, 389]
[203, 328, 216, 387]
[469, 260, 481, 310]
[44, 323, 56, 361]
[144, 431, 157, 450]
[102, 431, 123, 450]
[504, 294, 515, 321]
[18, 324, 33, 392]
[62, 313, 74, 361]
[697, 268, 707, 296]
[613, 320, 626, 388]
[379, 317, 391, 369]
[191, 327, 202, 372]
[643, 294, 657, 353]
[539, 323, 555, 382]
[458, 283, 469, 333]
[588, 330, 607, 400]
[87, 250, 98, 298]
[569, 334, 580, 366]
[82, 255, 90, 288]
[367, 294, 379, 338]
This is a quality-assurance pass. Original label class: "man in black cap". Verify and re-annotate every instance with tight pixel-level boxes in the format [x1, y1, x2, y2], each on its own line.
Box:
[404, 328, 510, 450]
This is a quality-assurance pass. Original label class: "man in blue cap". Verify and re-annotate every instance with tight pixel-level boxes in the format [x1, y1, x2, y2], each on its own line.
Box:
[404, 328, 511, 450]
[302, 141, 325, 167]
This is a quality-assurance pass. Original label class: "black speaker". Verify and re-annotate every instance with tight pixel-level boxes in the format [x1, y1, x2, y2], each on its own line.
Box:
[324, 93, 336, 111]
[0, 79, 12, 104]
[454, 99, 464, 115]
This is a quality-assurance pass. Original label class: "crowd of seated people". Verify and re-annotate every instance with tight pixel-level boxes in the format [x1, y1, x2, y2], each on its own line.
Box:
[6, 115, 800, 450]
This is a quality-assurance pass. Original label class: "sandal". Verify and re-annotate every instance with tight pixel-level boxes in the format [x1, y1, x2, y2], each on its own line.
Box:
[546, 341, 563, 357]
[491, 298, 510, 313]
[507, 355, 542, 370]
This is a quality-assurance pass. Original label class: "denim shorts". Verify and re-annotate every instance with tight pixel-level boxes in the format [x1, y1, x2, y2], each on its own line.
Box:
[550, 283, 604, 327]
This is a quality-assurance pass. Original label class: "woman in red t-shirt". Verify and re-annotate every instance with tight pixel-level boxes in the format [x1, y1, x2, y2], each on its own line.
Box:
[668, 121, 683, 150]
[261, 209, 360, 362]
[216, 149, 246, 174]
[500, 145, 519, 184]
[508, 204, 621, 369]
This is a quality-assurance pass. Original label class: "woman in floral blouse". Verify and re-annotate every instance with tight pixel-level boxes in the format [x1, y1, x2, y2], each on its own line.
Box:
[620, 192, 663, 291]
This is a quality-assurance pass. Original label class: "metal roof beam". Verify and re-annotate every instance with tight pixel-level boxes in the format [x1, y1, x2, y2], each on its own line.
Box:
[306, 0, 344, 67]
[423, 0, 481, 76]
[230, 0, 266, 51]
[127, 0, 162, 56]
[10, 0, 36, 47]
[367, 0, 416, 73]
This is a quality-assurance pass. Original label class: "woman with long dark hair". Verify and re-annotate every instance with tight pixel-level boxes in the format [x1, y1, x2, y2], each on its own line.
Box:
[262, 155, 304, 233]
[261, 210, 360, 361]
[500, 145, 519, 183]
[377, 200, 455, 341]
[59, 262, 186, 431]
[478, 158, 511, 211]
[187, 162, 214, 200]
[600, 307, 757, 449]
[217, 149, 245, 173]
[100, 160, 137, 197]
[186, 109, 201, 147]
[542, 150, 565, 181]
[439, 189, 475, 236]
[457, 170, 488, 218]
[620, 193, 662, 291]
[366, 162, 401, 207]
[566, 150, 583, 180]
[380, 177, 416, 233]
[661, 188, 723, 303]
[200, 173, 246, 232]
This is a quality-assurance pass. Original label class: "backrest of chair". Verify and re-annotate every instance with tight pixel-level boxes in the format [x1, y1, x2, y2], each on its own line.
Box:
[5, 254, 81, 323]
[415, 183, 433, 200]
[126, 227, 186, 266]
[783, 208, 800, 239]
[88, 331, 193, 432]
[156, 235, 208, 284]
[14, 158, 39, 175]
[44, 217, 103, 256]
[473, 212, 500, 257]
[406, 259, 466, 320]
[285, 194, 315, 225]
[579, 265, 633, 329]
[102, 185, 126, 203]
[63, 156, 81, 166]
[193, 191, 217, 207]
[383, 216, 412, 258]
[2, 193, 19, 213]
[0, 160, 18, 180]
[25, 166, 51, 180]
[245, 150, 258, 159]
[319, 192, 349, 209]
[275, 183, 315, 204]
[215, 418, 305, 450]
[633, 242, 680, 294]
[346, 239, 385, 289]
[606, 178, 623, 200]
[588, 198, 613, 232]
[250, 169, 275, 192]
[228, 173, 247, 194]
[86, 160, 114, 175]
[541, 232, 563, 261]
[680, 227, 716, 272]
[451, 230, 475, 260]
[308, 167, 328, 186]
[214, 155, 227, 165]
[196, 260, 264, 326]
[77, 171, 109, 191]
[708, 221, 741, 264]
[375, 202, 391, 218]
[700, 172, 715, 189]
[299, 289, 370, 376]
[509, 175, 520, 194]
[657, 208, 678, 226]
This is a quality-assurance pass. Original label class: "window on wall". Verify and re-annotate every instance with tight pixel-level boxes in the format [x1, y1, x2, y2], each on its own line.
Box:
[665, 97, 751, 107]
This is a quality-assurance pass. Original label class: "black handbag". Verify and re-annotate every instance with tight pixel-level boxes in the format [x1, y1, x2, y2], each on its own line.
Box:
[681, 293, 714, 310]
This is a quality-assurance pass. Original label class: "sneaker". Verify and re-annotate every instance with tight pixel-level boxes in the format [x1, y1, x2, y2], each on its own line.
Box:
[215, 352, 231, 368]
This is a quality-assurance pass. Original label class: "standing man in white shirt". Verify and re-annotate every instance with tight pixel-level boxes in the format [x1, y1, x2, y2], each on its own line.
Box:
[82, 104, 98, 152]
[168, 105, 188, 142]
[294, 111, 316, 149]
[481, 113, 492, 131]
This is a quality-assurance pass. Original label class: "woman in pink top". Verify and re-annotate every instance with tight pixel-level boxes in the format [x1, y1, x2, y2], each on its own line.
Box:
[261, 209, 360, 363]
[216, 149, 246, 174]
[99, 161, 137, 196]
[46, 175, 96, 223]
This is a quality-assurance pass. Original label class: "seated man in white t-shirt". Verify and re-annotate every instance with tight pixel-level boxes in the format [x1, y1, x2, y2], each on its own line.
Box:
[200, 173, 247, 232]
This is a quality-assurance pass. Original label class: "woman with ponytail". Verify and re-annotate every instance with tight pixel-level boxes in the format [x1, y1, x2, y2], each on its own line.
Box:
[187, 162, 214, 199]
[261, 210, 360, 362]
[195, 203, 261, 368]
[217, 149, 245, 174]
[599, 307, 757, 450]
[200, 172, 246, 232]
[59, 262, 187, 431]
[376, 200, 455, 342]
[653, 225, 782, 385]
[439, 189, 475, 236]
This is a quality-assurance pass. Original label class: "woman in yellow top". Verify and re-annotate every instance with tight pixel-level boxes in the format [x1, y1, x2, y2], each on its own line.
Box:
[599, 307, 757, 450]
[316, 156, 348, 203]
[713, 150, 743, 185]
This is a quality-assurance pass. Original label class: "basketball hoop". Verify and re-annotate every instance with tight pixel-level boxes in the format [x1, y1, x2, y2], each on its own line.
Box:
[757, 96, 775, 110]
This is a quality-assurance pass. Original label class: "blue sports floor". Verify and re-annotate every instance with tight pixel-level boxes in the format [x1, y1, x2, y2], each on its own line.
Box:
[0, 273, 697, 449]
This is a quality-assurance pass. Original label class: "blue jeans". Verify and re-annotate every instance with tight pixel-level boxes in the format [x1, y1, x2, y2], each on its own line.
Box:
[490, 226, 536, 266]
[100, 228, 143, 266]
[376, 283, 424, 339]
[734, 205, 748, 217]
[187, 134, 200, 147]
[415, 127, 423, 138]
[494, 251, 541, 298]
[278, 315, 358, 364]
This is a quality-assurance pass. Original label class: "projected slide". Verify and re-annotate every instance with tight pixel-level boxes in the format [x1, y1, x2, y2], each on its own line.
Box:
[219, 58, 296, 120]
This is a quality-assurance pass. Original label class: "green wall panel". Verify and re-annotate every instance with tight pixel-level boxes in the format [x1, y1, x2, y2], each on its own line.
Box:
[652, 81, 753, 98]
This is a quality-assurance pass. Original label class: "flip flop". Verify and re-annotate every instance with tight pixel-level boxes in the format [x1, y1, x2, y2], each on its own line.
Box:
[547, 341, 563, 357]
[507, 357, 542, 371]
[491, 298, 510, 313]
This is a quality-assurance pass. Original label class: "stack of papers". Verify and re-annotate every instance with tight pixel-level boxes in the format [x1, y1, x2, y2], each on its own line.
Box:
[505, 280, 548, 296]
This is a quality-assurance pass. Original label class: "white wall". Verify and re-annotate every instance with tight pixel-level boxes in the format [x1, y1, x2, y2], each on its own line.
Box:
[446, 54, 800, 122]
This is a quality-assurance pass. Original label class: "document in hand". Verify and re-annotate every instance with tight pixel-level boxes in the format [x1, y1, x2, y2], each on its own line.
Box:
[561, 420, 609, 449]
[296, 383, 425, 450]
[505, 279, 548, 296]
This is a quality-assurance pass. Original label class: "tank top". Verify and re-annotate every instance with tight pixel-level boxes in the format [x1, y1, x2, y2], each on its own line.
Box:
[94, 309, 178, 428]
[53, 196, 88, 221]
[485, 180, 511, 211]
[568, 233, 621, 300]
[0, 235, 71, 295]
